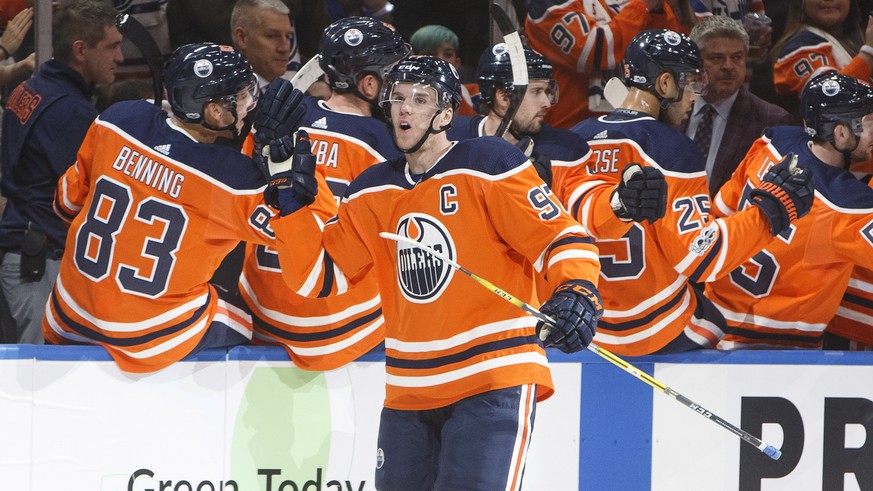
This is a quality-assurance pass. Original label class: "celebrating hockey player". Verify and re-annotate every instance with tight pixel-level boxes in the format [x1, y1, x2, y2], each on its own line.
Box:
[707, 71, 873, 349]
[263, 55, 603, 490]
[42, 43, 331, 373]
[555, 29, 815, 356]
[447, 43, 589, 188]
[239, 16, 409, 369]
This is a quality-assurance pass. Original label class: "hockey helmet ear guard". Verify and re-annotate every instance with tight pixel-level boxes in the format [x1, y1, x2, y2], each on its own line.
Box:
[800, 71, 873, 142]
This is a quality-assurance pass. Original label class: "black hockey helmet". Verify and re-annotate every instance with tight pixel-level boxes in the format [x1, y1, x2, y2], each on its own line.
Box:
[621, 29, 705, 95]
[380, 55, 462, 113]
[319, 16, 411, 92]
[163, 42, 256, 124]
[477, 43, 557, 106]
[800, 71, 873, 143]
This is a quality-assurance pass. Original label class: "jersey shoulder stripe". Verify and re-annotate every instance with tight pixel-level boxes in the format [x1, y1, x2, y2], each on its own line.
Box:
[778, 30, 829, 60]
[97, 101, 264, 191]
[446, 115, 484, 140]
[572, 112, 705, 173]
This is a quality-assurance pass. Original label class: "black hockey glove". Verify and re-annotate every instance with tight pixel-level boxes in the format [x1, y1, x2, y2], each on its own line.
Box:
[262, 130, 318, 216]
[254, 78, 306, 148]
[610, 163, 667, 223]
[748, 153, 814, 236]
[516, 136, 553, 187]
[537, 279, 603, 354]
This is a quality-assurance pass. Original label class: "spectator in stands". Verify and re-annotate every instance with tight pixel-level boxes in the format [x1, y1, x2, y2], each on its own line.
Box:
[684, 15, 796, 196]
[525, 0, 685, 128]
[0, 0, 123, 345]
[410, 24, 478, 116]
[0, 6, 35, 88]
[772, 0, 873, 114]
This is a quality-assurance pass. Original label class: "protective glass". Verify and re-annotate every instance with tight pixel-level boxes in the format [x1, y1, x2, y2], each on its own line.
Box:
[678, 70, 708, 96]
[381, 83, 443, 115]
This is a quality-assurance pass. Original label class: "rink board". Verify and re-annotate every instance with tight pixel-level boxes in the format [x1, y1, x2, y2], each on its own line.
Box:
[0, 346, 871, 490]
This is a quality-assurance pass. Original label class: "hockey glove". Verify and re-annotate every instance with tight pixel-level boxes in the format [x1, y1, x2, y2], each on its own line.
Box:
[254, 78, 306, 148]
[263, 130, 318, 216]
[749, 153, 814, 236]
[516, 136, 553, 187]
[537, 279, 603, 354]
[610, 163, 667, 223]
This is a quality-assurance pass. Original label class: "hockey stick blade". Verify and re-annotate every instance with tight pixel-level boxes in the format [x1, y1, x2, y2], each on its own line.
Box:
[379, 231, 782, 460]
[490, 3, 527, 138]
[290, 54, 325, 94]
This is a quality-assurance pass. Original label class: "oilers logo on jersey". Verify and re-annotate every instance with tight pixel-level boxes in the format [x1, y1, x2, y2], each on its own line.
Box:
[394, 213, 456, 303]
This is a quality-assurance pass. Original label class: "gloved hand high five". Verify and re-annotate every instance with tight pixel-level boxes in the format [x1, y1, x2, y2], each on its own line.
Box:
[537, 279, 603, 353]
[749, 153, 814, 236]
[610, 163, 667, 223]
[262, 130, 318, 216]
[254, 78, 306, 148]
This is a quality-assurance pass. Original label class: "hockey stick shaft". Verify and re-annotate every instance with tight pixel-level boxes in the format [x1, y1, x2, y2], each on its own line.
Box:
[379, 232, 782, 460]
[115, 14, 164, 107]
[490, 3, 527, 138]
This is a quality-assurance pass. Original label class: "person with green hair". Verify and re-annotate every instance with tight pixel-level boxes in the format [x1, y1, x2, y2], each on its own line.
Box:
[410, 24, 479, 116]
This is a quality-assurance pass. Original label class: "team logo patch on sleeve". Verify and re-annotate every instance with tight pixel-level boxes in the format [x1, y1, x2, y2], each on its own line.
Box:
[690, 225, 718, 255]
[394, 214, 456, 303]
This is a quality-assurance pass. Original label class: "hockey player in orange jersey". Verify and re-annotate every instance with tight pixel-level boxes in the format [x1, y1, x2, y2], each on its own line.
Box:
[263, 56, 603, 490]
[525, 0, 685, 128]
[238, 17, 408, 370]
[42, 43, 332, 373]
[707, 71, 873, 349]
[557, 30, 815, 356]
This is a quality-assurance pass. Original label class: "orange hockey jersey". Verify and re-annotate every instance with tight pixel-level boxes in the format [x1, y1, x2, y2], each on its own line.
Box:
[707, 126, 873, 349]
[828, 265, 873, 348]
[525, 0, 683, 128]
[773, 29, 873, 97]
[43, 100, 326, 373]
[239, 96, 400, 370]
[271, 137, 600, 410]
[560, 110, 777, 356]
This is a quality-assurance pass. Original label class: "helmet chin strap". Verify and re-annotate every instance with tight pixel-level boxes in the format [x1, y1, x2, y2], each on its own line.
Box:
[398, 110, 451, 154]
[831, 124, 860, 170]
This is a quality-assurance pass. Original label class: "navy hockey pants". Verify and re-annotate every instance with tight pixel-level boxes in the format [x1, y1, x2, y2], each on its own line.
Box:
[375, 384, 537, 491]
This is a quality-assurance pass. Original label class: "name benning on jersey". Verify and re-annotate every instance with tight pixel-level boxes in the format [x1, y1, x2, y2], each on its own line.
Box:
[395, 214, 455, 303]
[111, 145, 185, 199]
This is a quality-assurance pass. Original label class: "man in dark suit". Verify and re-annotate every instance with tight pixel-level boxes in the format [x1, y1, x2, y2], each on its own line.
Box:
[684, 15, 797, 197]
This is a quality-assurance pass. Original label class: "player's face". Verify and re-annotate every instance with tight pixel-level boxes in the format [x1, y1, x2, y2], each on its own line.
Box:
[700, 36, 746, 103]
[82, 25, 124, 86]
[851, 114, 873, 162]
[383, 82, 445, 150]
[804, 0, 850, 29]
[664, 71, 703, 127]
[511, 79, 556, 135]
[239, 9, 292, 82]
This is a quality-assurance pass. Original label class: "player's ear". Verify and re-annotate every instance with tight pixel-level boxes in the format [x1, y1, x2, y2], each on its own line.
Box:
[232, 26, 247, 49]
[655, 72, 676, 99]
[359, 73, 380, 100]
[202, 100, 224, 126]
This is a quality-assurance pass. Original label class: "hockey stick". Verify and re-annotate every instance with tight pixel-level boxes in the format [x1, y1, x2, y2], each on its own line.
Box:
[115, 14, 164, 107]
[490, 3, 528, 138]
[290, 54, 324, 93]
[379, 232, 783, 460]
